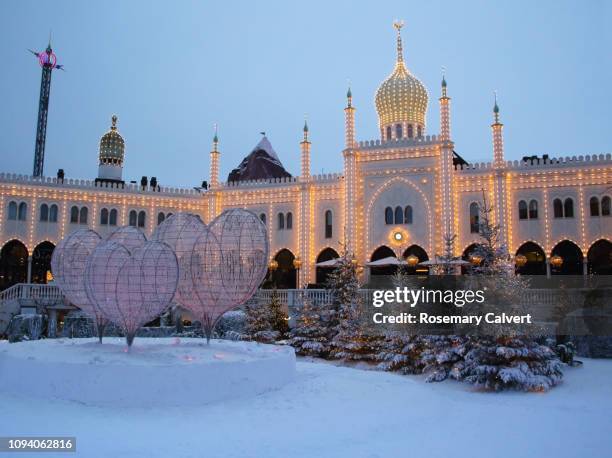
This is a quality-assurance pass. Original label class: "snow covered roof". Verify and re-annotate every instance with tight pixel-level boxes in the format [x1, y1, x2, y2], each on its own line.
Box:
[227, 136, 292, 183]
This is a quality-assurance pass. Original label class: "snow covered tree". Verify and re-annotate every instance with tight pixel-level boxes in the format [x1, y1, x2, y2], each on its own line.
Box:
[243, 298, 276, 343]
[417, 335, 470, 382]
[328, 245, 384, 361]
[432, 230, 460, 276]
[289, 296, 330, 357]
[376, 334, 425, 374]
[267, 288, 289, 339]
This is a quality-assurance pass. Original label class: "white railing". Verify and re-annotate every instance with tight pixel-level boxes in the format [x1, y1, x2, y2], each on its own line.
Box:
[0, 283, 64, 305]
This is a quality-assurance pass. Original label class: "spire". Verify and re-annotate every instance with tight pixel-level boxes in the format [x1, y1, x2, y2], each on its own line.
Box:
[111, 114, 118, 131]
[493, 91, 501, 124]
[393, 21, 404, 66]
[303, 117, 309, 142]
[346, 83, 352, 108]
[212, 123, 219, 152]
[441, 67, 448, 98]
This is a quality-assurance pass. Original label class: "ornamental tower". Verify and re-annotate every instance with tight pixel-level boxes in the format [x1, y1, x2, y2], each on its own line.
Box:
[492, 93, 505, 167]
[300, 119, 311, 179]
[96, 115, 125, 184]
[29, 40, 63, 177]
[438, 73, 456, 247]
[491, 94, 509, 249]
[344, 87, 356, 149]
[210, 126, 220, 189]
[375, 21, 428, 141]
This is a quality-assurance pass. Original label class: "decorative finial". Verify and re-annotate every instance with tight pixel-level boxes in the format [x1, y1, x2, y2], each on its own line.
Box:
[493, 91, 500, 123]
[47, 30, 52, 52]
[111, 114, 118, 130]
[393, 20, 404, 64]
[213, 123, 219, 148]
[441, 66, 447, 87]
[260, 131, 266, 137]
[303, 115, 309, 133]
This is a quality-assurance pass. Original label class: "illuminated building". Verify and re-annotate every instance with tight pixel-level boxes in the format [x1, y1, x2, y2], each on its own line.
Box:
[0, 23, 610, 290]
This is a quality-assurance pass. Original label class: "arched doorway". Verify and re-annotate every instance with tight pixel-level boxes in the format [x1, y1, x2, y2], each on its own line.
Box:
[32, 241, 55, 284]
[369, 245, 397, 276]
[316, 247, 339, 286]
[461, 243, 479, 274]
[402, 245, 429, 274]
[587, 240, 612, 275]
[551, 240, 583, 275]
[515, 242, 546, 275]
[272, 249, 296, 289]
[0, 240, 28, 290]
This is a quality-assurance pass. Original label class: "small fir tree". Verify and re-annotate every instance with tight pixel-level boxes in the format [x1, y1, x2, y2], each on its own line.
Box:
[243, 298, 276, 343]
[268, 288, 289, 339]
[289, 296, 330, 357]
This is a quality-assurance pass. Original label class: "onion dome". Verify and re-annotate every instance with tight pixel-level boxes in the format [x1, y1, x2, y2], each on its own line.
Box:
[375, 22, 428, 137]
[99, 115, 125, 165]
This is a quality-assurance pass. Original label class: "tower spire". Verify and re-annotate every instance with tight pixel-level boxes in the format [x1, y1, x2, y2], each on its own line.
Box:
[210, 124, 220, 189]
[300, 115, 311, 179]
[344, 85, 356, 149]
[493, 91, 501, 124]
[393, 20, 404, 65]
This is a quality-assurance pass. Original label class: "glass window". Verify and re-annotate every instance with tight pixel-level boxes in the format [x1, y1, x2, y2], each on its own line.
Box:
[417, 126, 422, 138]
[137, 211, 146, 228]
[8, 201, 17, 220]
[260, 213, 266, 225]
[518, 200, 528, 220]
[157, 212, 165, 225]
[386, 126, 392, 141]
[590, 197, 600, 217]
[100, 208, 109, 225]
[407, 124, 413, 139]
[278, 212, 284, 230]
[470, 202, 479, 233]
[49, 204, 58, 223]
[325, 210, 332, 239]
[602, 196, 611, 216]
[404, 206, 413, 224]
[109, 209, 118, 226]
[70, 206, 79, 223]
[385, 207, 393, 225]
[528, 200, 538, 219]
[395, 124, 403, 139]
[394, 206, 403, 224]
[564, 198, 574, 218]
[39, 204, 49, 222]
[129, 210, 137, 227]
[18, 202, 27, 221]
[286, 212, 293, 230]
[79, 207, 88, 224]
[553, 199, 563, 218]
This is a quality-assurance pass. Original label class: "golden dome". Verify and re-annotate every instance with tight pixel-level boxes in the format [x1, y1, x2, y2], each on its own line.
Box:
[99, 115, 125, 164]
[375, 22, 428, 130]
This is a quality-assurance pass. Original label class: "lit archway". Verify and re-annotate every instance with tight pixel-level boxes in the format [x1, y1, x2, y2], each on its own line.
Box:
[587, 239, 612, 275]
[32, 241, 55, 284]
[551, 240, 583, 275]
[515, 242, 546, 275]
[315, 247, 339, 286]
[272, 248, 296, 289]
[402, 244, 429, 275]
[370, 245, 396, 276]
[0, 240, 28, 290]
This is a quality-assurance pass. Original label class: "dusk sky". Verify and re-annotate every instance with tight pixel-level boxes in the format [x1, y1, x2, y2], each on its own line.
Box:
[1, 0, 610, 187]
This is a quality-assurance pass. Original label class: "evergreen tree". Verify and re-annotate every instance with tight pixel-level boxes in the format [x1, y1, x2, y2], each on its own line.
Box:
[289, 296, 330, 357]
[268, 288, 289, 339]
[243, 298, 276, 343]
[376, 334, 425, 374]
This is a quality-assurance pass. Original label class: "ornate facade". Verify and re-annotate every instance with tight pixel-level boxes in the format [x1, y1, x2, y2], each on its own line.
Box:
[1, 23, 611, 291]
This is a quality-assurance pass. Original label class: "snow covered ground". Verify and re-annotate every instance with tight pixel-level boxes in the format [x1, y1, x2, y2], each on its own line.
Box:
[0, 350, 611, 458]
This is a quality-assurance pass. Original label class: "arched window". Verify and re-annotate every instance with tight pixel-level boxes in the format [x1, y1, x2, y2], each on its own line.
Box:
[137, 210, 146, 228]
[564, 198, 574, 218]
[49, 204, 58, 223]
[553, 198, 563, 218]
[404, 206, 413, 224]
[157, 212, 165, 225]
[100, 208, 109, 225]
[417, 126, 422, 138]
[518, 200, 528, 220]
[7, 201, 17, 220]
[386, 126, 392, 141]
[70, 206, 79, 223]
[469, 202, 479, 233]
[286, 212, 293, 230]
[590, 197, 600, 216]
[18, 202, 27, 221]
[109, 209, 118, 226]
[79, 207, 88, 224]
[260, 213, 266, 225]
[129, 210, 137, 227]
[277, 212, 284, 230]
[39, 204, 49, 222]
[529, 200, 538, 219]
[384, 207, 393, 225]
[602, 196, 611, 216]
[395, 124, 403, 139]
[407, 124, 413, 139]
[394, 206, 403, 224]
[325, 210, 333, 239]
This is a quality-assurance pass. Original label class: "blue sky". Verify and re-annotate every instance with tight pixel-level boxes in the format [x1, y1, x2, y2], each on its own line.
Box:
[0, 0, 610, 187]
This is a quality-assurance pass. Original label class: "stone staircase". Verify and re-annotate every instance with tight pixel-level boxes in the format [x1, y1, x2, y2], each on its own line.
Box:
[0, 283, 65, 335]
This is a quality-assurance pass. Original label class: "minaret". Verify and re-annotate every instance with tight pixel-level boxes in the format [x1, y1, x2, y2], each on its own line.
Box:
[30, 39, 63, 177]
[492, 92, 505, 168]
[300, 119, 311, 179]
[209, 125, 220, 189]
[344, 86, 356, 149]
[439, 71, 451, 141]
[96, 115, 125, 184]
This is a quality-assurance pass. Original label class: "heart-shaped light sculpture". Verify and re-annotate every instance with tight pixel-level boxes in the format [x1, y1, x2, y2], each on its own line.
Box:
[105, 225, 147, 253]
[50, 229, 108, 342]
[85, 239, 178, 348]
